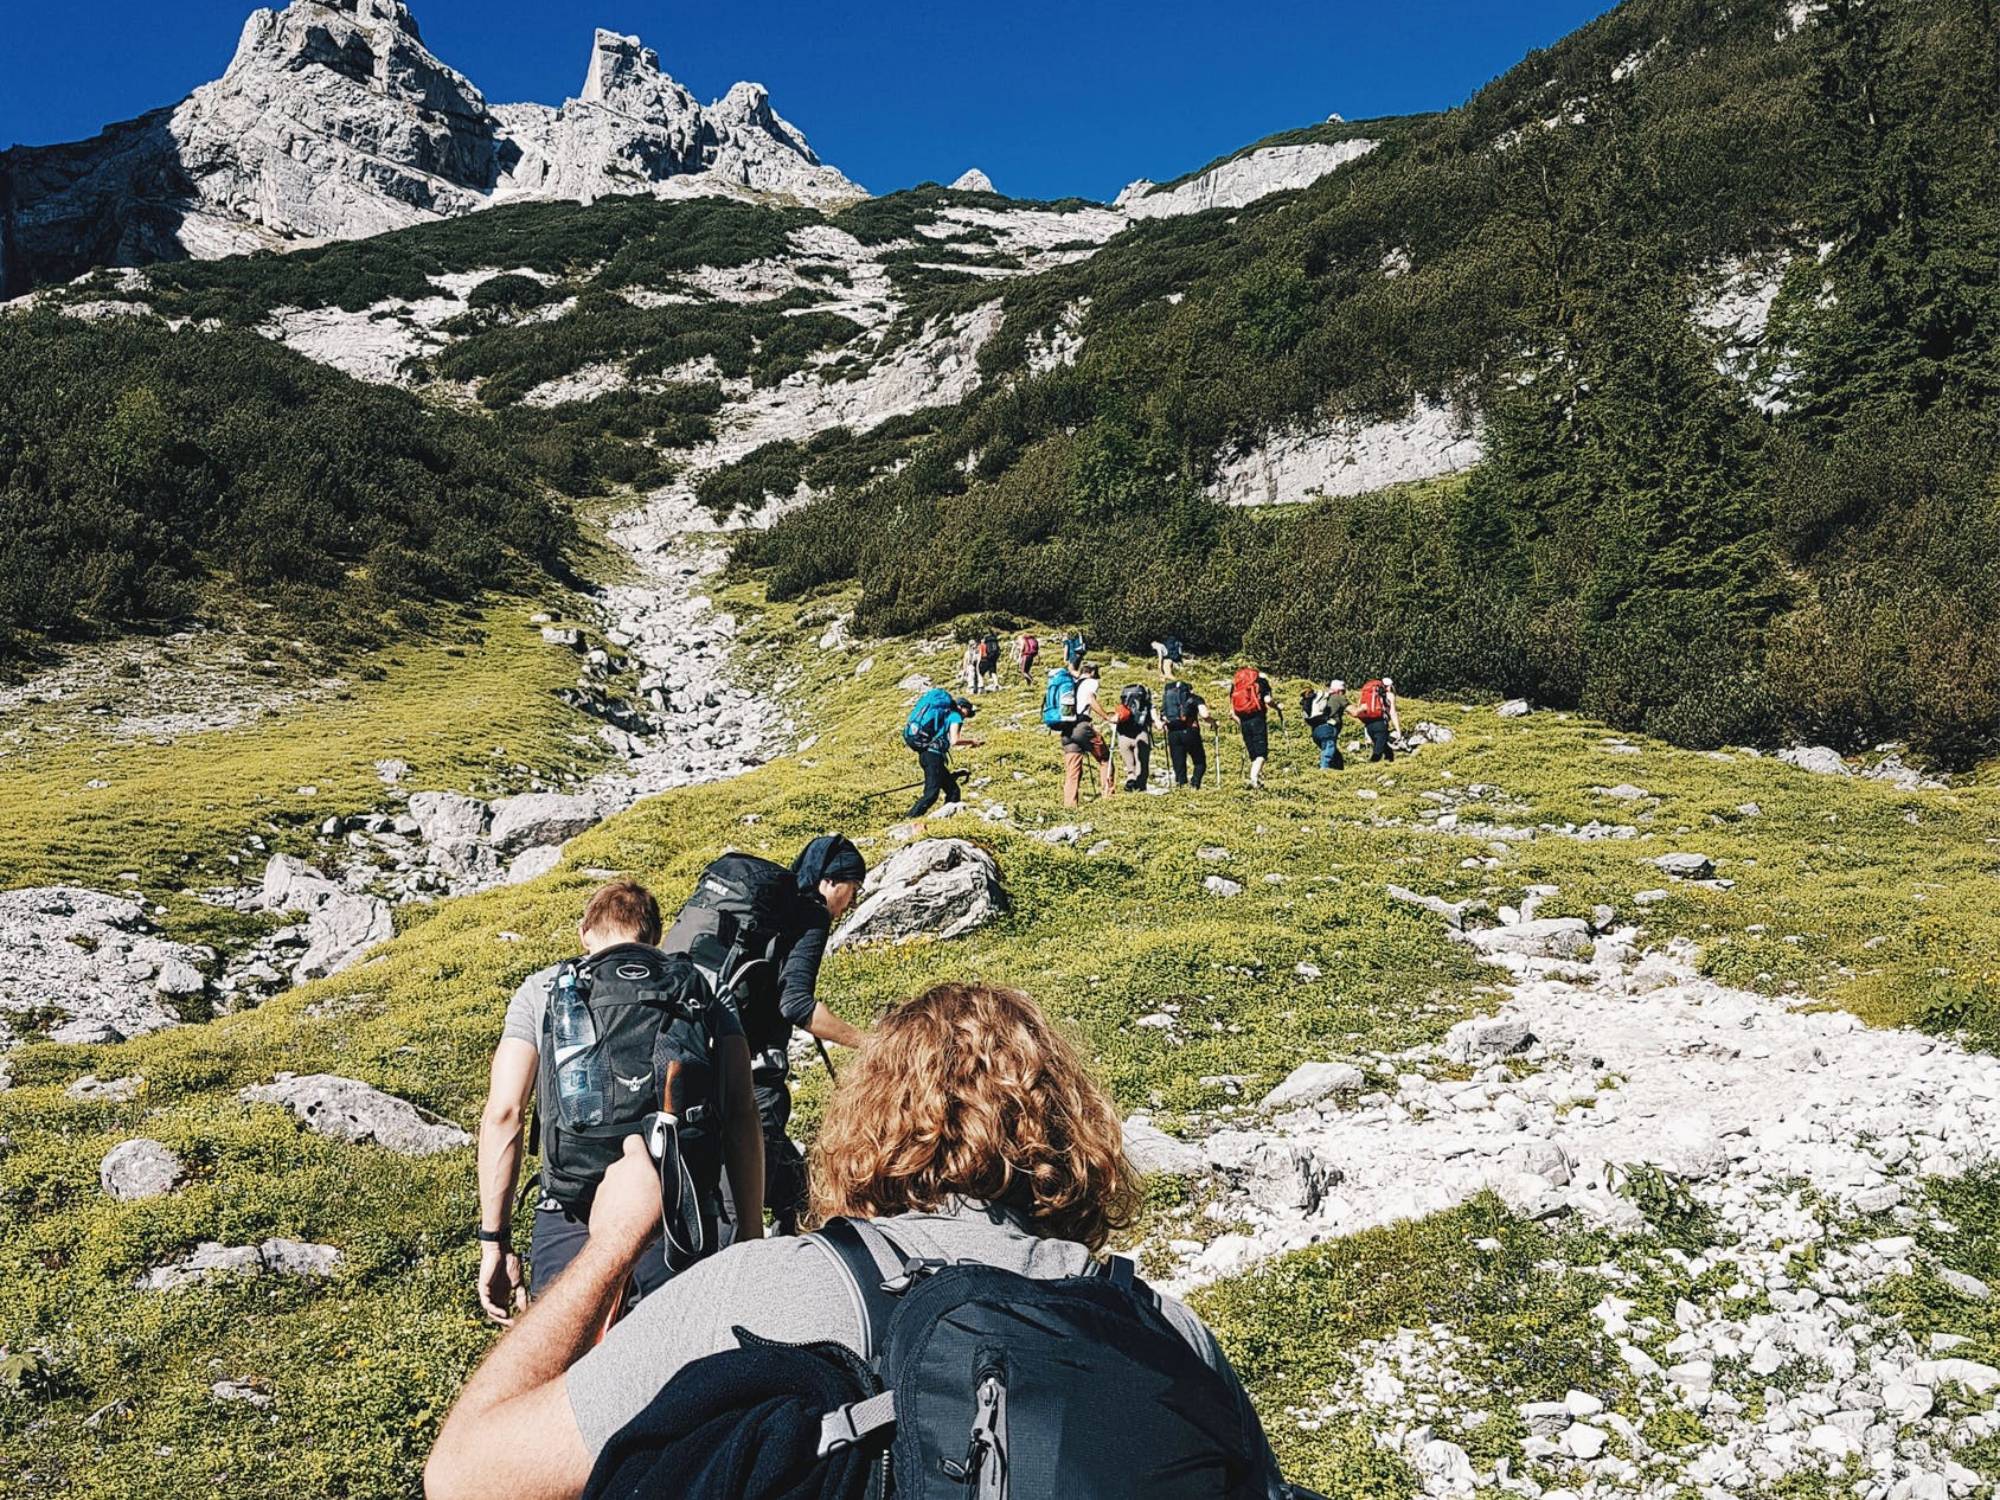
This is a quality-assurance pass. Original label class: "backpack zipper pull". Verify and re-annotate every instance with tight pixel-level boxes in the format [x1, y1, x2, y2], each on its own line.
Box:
[940, 1372, 1006, 1496]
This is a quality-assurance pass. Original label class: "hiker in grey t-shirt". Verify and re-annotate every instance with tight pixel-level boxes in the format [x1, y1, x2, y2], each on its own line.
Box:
[428, 982, 1289, 1499]
[472, 880, 759, 1324]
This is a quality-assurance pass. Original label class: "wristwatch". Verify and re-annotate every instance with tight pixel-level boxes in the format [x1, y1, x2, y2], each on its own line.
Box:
[475, 1227, 506, 1244]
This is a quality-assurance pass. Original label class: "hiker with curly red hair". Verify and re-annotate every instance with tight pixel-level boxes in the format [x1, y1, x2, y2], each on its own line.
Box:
[429, 982, 1294, 1499]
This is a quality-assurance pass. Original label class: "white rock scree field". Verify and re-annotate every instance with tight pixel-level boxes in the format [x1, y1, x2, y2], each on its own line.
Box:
[2, 0, 2000, 1497]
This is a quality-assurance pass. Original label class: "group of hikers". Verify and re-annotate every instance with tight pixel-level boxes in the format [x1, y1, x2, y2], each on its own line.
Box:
[912, 627, 1404, 816]
[438, 853, 1316, 1499]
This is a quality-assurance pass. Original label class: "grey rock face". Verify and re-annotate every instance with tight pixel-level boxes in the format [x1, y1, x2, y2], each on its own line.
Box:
[0, 887, 210, 1047]
[1461, 918, 1591, 961]
[407, 791, 491, 847]
[0, 2, 861, 298]
[100, 1139, 188, 1200]
[1654, 852, 1716, 880]
[832, 839, 1008, 948]
[241, 1072, 470, 1155]
[1262, 1061, 1366, 1113]
[1443, 1016, 1533, 1063]
[505, 845, 565, 885]
[487, 792, 600, 853]
[292, 892, 394, 980]
[66, 1073, 143, 1102]
[1779, 745, 1851, 777]
[1122, 1118, 1204, 1177]
[139, 1237, 341, 1292]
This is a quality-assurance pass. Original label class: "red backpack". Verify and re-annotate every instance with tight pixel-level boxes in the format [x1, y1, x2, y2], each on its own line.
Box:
[1356, 679, 1388, 722]
[1229, 668, 1264, 716]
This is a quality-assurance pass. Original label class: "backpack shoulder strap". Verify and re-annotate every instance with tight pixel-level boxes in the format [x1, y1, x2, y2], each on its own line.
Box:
[809, 1216, 906, 1361]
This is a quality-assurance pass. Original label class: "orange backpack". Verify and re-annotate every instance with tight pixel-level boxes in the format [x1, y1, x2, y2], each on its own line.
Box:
[1229, 668, 1264, 716]
[1356, 679, 1388, 722]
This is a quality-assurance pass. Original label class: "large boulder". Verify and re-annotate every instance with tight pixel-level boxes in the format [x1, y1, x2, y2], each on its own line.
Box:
[100, 1139, 187, 1200]
[1202, 1131, 1341, 1214]
[1779, 745, 1851, 777]
[1261, 1061, 1365, 1112]
[1653, 852, 1715, 880]
[292, 892, 394, 980]
[1443, 1015, 1533, 1063]
[407, 791, 492, 846]
[1122, 1118, 1204, 1177]
[241, 1073, 470, 1156]
[831, 840, 1008, 949]
[487, 793, 601, 854]
[259, 854, 340, 913]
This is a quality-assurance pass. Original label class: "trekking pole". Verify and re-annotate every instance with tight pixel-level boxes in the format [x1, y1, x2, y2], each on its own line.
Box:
[815, 1037, 838, 1079]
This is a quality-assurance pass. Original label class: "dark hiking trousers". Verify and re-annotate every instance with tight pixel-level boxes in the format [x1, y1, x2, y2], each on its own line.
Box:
[907, 747, 958, 817]
[1365, 718, 1395, 762]
[1168, 727, 1207, 788]
[717, 1079, 812, 1242]
[531, 1196, 678, 1298]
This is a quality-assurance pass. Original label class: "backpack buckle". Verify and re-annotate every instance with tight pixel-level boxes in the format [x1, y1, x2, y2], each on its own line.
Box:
[880, 1257, 948, 1294]
[817, 1391, 897, 1457]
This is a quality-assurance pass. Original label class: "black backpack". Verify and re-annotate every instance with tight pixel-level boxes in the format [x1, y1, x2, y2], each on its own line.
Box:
[581, 1217, 1277, 1500]
[536, 944, 723, 1262]
[1163, 636, 1184, 663]
[1161, 679, 1197, 730]
[980, 632, 1000, 668]
[663, 853, 801, 1064]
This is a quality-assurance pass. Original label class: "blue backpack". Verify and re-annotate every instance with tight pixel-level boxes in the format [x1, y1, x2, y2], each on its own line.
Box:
[903, 689, 958, 752]
[1042, 668, 1078, 729]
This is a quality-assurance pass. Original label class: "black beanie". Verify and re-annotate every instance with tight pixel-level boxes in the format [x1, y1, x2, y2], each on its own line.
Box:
[793, 834, 866, 895]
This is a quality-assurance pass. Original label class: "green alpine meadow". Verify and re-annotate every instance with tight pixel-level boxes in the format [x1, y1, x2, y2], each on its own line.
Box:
[2, 0, 1999, 1495]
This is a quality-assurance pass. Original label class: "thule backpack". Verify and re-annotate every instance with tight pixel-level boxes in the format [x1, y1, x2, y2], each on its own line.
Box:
[536, 944, 722, 1258]
[1355, 679, 1388, 723]
[1117, 683, 1152, 734]
[903, 689, 958, 753]
[1229, 668, 1264, 717]
[663, 853, 800, 1069]
[1161, 679, 1197, 730]
[1042, 667, 1079, 729]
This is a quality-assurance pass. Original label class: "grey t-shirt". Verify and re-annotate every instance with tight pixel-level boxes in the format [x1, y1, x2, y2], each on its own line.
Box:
[564, 1198, 1283, 1489]
[500, 959, 744, 1051]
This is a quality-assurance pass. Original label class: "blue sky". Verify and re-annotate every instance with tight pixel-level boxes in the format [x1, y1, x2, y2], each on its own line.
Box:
[0, 0, 1616, 200]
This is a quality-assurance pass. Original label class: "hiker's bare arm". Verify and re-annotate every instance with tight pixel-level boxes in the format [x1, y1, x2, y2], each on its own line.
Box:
[805, 1001, 866, 1050]
[949, 725, 982, 749]
[719, 1035, 764, 1242]
[476, 1038, 538, 1323]
[427, 1140, 658, 1500]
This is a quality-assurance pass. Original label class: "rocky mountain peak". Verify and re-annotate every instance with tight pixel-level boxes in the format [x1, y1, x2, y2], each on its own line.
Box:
[579, 29, 698, 123]
[950, 167, 995, 192]
[0, 0, 862, 299]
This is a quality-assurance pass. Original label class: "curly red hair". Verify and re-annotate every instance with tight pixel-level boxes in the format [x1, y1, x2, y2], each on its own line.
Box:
[809, 982, 1140, 1250]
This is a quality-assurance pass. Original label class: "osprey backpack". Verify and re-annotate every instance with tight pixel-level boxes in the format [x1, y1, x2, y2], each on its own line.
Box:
[1229, 668, 1264, 717]
[536, 944, 722, 1263]
[1117, 683, 1152, 733]
[1042, 667, 1079, 729]
[1355, 679, 1388, 723]
[903, 689, 958, 753]
[1161, 679, 1197, 730]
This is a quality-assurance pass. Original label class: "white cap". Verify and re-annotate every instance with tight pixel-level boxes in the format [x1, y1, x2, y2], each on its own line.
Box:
[1331, 679, 1345, 692]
